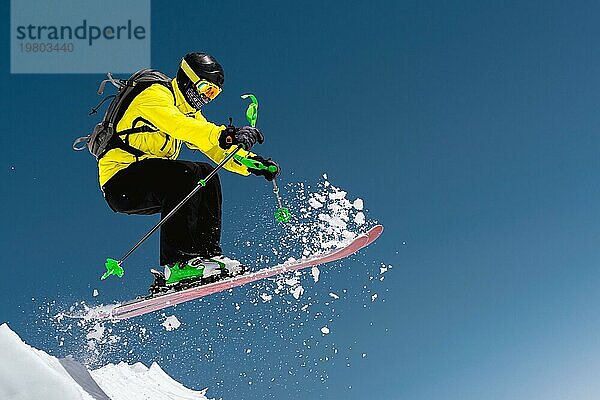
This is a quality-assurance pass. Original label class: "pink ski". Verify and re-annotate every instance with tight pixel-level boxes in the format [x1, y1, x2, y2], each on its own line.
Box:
[108, 225, 383, 320]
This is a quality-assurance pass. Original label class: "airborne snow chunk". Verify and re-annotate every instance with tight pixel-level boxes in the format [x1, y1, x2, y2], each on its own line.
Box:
[161, 315, 182, 331]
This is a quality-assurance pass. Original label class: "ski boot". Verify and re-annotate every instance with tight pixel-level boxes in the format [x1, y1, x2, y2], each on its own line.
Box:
[166, 258, 221, 285]
[172, 255, 246, 279]
[147, 259, 217, 294]
[149, 256, 246, 295]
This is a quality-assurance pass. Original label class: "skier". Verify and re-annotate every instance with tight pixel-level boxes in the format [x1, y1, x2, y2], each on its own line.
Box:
[97, 52, 279, 288]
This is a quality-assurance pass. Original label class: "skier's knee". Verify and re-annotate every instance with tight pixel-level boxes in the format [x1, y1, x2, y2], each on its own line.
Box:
[196, 163, 220, 185]
[181, 162, 219, 189]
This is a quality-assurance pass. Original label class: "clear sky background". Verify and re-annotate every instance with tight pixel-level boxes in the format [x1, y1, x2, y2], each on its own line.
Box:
[3, 1, 600, 399]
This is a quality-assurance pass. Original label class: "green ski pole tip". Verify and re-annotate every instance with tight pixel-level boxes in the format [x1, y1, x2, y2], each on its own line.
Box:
[101, 258, 124, 280]
[275, 207, 292, 223]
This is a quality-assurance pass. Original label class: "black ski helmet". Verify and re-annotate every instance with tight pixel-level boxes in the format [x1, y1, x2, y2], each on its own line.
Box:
[176, 52, 225, 109]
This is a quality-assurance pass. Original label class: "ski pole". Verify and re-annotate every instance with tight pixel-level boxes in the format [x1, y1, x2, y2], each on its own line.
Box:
[230, 153, 289, 222]
[238, 94, 291, 223]
[102, 144, 244, 280]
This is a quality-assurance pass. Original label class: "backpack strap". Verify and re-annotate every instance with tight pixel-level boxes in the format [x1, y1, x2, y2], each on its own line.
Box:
[117, 124, 158, 136]
[105, 134, 145, 158]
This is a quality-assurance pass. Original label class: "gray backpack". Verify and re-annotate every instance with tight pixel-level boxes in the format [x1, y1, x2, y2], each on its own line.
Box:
[73, 69, 172, 160]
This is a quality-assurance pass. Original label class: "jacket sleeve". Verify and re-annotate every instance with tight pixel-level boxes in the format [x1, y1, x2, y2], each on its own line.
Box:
[134, 84, 254, 176]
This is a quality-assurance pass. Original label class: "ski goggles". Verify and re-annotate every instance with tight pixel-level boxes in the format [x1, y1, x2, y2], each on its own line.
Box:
[195, 80, 221, 101]
[180, 59, 222, 102]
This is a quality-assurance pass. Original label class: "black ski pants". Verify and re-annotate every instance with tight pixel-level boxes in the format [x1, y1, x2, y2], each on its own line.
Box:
[102, 158, 222, 266]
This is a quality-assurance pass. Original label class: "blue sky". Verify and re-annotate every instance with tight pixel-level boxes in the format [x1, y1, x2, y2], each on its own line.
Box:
[3, 1, 600, 399]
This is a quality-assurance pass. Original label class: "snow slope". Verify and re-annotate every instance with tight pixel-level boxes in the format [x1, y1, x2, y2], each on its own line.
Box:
[0, 323, 209, 400]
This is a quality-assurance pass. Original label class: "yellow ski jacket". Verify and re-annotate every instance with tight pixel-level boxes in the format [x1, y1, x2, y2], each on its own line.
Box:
[98, 78, 253, 188]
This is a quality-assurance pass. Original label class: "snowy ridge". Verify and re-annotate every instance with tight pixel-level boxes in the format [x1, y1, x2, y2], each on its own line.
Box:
[0, 323, 210, 400]
[91, 362, 208, 400]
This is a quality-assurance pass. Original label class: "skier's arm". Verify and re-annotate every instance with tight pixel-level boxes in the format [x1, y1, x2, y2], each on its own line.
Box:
[134, 85, 254, 175]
